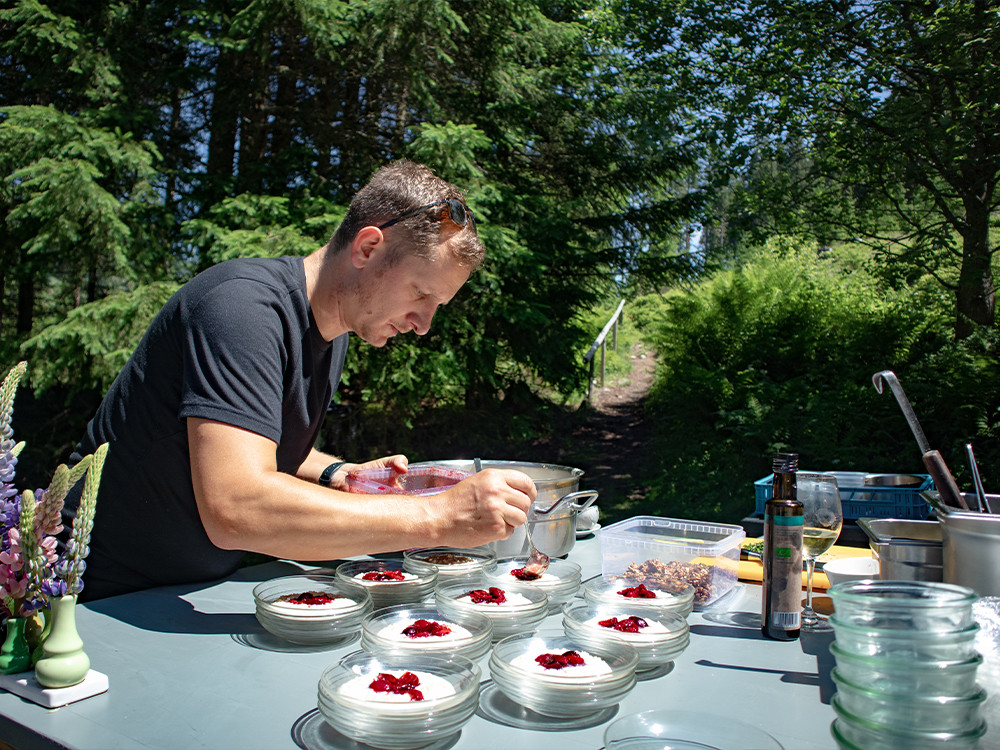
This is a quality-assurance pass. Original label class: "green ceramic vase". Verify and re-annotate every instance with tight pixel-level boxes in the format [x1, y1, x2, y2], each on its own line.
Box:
[34, 595, 90, 688]
[28, 608, 51, 666]
[0, 616, 31, 674]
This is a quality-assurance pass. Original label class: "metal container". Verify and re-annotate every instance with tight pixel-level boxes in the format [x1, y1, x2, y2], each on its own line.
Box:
[412, 460, 598, 558]
[865, 473, 926, 488]
[937, 493, 1000, 597]
[857, 517, 943, 581]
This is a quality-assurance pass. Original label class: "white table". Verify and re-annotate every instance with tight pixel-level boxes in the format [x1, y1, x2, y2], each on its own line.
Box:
[0, 536, 839, 749]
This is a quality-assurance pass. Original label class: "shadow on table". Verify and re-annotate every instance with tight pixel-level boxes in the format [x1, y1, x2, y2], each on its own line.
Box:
[83, 559, 324, 636]
[291, 707, 462, 750]
[691, 626, 837, 704]
[476, 680, 618, 731]
[86, 586, 260, 636]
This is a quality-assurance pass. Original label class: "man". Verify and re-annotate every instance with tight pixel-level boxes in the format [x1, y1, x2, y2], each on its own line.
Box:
[63, 160, 535, 601]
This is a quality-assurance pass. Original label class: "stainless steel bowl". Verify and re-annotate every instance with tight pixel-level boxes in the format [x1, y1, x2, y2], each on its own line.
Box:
[411, 460, 598, 558]
[865, 473, 926, 487]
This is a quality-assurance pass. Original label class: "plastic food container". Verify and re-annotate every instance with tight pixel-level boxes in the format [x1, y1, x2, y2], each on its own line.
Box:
[345, 465, 471, 496]
[317, 650, 481, 750]
[360, 603, 493, 662]
[488, 630, 638, 718]
[335, 559, 437, 609]
[599, 516, 745, 607]
[435, 582, 549, 641]
[402, 546, 495, 585]
[483, 557, 582, 613]
[561, 601, 690, 672]
[252, 574, 373, 645]
[582, 576, 695, 618]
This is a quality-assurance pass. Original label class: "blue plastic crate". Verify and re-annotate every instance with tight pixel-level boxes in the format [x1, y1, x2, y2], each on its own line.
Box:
[753, 472, 933, 520]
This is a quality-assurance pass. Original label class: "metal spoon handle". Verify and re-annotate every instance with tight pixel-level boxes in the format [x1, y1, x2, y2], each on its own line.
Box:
[872, 370, 932, 455]
[873, 370, 969, 510]
[967, 443, 991, 513]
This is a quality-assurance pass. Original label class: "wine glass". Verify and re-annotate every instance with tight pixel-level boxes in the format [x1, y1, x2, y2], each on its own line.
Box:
[797, 473, 843, 632]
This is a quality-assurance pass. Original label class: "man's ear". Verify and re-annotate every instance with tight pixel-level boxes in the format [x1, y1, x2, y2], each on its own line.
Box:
[350, 226, 384, 269]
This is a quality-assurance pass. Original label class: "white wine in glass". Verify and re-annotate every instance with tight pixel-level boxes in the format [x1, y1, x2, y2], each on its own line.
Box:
[797, 473, 843, 632]
[802, 527, 840, 559]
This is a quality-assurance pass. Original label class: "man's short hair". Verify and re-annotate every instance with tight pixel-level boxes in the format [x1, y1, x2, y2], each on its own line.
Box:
[328, 160, 485, 269]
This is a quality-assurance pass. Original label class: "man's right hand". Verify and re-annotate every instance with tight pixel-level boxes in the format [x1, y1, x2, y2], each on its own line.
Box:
[428, 469, 536, 548]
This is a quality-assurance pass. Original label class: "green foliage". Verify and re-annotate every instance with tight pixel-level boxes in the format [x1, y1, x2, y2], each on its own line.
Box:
[19, 282, 179, 396]
[607, 0, 1000, 335]
[183, 194, 342, 266]
[639, 239, 999, 522]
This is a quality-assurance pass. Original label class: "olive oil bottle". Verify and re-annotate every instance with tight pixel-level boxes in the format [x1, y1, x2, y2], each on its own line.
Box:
[761, 452, 804, 641]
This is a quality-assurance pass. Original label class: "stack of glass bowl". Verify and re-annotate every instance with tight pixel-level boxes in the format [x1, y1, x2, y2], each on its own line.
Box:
[828, 580, 987, 750]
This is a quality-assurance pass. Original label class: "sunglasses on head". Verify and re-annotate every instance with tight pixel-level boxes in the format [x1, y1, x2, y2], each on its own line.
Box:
[377, 198, 476, 230]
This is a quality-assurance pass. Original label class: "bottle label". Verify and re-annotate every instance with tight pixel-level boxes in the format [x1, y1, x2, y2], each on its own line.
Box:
[763, 512, 803, 634]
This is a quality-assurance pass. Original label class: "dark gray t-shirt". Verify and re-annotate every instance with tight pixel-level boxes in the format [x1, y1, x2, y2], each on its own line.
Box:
[64, 256, 348, 600]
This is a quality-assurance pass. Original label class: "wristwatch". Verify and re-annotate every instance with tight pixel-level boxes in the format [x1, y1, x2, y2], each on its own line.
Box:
[319, 461, 347, 488]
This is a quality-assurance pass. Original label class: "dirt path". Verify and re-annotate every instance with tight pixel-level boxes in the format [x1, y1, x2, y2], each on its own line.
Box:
[539, 342, 657, 524]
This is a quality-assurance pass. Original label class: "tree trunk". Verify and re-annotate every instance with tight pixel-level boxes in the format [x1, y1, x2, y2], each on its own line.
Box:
[16, 273, 35, 335]
[205, 47, 241, 210]
[954, 191, 996, 339]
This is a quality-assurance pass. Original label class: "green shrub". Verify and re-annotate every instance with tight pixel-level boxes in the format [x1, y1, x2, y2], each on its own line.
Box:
[640, 240, 998, 522]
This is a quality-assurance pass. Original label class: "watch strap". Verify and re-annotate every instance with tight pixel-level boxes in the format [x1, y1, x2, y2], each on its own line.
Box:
[319, 461, 347, 488]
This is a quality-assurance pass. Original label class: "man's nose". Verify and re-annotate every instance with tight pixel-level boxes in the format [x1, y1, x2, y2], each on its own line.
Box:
[407, 306, 436, 335]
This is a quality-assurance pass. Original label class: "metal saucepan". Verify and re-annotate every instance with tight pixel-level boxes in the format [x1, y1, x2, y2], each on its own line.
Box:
[411, 459, 598, 558]
[933, 492, 1000, 597]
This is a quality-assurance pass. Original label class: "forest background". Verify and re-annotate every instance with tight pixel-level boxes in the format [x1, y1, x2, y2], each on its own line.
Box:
[1, 0, 998, 526]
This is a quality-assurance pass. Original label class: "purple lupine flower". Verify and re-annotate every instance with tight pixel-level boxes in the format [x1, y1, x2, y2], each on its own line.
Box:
[41, 577, 68, 598]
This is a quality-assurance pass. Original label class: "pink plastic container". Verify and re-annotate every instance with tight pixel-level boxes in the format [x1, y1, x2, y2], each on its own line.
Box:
[345, 466, 472, 496]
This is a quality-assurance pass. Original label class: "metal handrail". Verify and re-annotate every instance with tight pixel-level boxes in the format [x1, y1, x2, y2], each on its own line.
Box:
[584, 299, 625, 401]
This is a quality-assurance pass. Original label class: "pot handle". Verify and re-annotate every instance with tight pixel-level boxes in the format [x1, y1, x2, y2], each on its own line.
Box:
[534, 490, 599, 516]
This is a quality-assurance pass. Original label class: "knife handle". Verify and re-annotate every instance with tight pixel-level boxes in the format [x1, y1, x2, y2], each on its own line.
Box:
[923, 450, 970, 510]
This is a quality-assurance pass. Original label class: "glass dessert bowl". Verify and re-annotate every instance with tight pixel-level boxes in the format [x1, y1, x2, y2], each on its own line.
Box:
[317, 650, 481, 750]
[435, 581, 548, 641]
[582, 576, 695, 618]
[561, 601, 690, 672]
[484, 556, 582, 613]
[360, 603, 493, 662]
[488, 629, 639, 718]
[252, 573, 372, 645]
[335, 559, 437, 610]
[402, 546, 496, 586]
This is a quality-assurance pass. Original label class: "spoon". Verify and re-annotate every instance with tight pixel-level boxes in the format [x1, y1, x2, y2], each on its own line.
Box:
[473, 456, 549, 576]
[521, 514, 551, 577]
[966, 443, 992, 514]
[872, 371, 969, 510]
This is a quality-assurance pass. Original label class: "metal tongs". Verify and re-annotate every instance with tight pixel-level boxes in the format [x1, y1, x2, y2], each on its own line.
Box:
[872, 370, 970, 511]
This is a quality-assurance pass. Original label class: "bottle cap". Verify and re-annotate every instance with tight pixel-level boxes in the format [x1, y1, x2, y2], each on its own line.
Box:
[772, 453, 799, 473]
